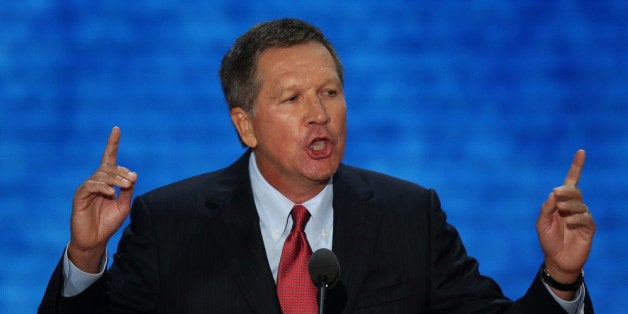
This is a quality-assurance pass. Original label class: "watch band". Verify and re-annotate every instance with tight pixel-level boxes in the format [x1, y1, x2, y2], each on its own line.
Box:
[540, 264, 584, 291]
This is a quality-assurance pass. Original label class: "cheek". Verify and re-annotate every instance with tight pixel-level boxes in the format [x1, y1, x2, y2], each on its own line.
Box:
[331, 107, 347, 134]
[330, 100, 347, 120]
[255, 117, 300, 146]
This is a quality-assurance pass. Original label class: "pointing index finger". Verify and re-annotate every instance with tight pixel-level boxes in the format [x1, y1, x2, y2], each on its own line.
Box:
[101, 126, 121, 166]
[563, 149, 586, 186]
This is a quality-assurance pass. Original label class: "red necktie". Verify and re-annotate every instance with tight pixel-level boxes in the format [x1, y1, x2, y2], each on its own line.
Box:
[277, 205, 318, 313]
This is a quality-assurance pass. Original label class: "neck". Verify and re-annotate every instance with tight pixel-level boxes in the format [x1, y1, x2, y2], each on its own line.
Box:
[251, 154, 330, 204]
[269, 178, 329, 204]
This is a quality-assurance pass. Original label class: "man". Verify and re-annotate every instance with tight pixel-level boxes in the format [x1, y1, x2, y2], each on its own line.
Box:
[40, 18, 595, 313]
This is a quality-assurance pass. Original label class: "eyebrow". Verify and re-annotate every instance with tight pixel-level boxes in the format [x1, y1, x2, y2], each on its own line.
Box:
[267, 83, 298, 101]
[267, 74, 341, 100]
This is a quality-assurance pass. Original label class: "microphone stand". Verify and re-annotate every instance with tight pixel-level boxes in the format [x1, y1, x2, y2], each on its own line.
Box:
[318, 283, 328, 314]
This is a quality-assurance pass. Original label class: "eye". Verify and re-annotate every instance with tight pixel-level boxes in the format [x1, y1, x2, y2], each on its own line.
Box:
[321, 89, 338, 97]
[282, 95, 299, 104]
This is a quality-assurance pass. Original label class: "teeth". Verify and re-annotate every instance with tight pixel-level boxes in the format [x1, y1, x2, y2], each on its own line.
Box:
[310, 140, 326, 151]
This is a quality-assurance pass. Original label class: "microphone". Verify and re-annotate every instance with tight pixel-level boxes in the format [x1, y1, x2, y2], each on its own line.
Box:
[309, 248, 340, 314]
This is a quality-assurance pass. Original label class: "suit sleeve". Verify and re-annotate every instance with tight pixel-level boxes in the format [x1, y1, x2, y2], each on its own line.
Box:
[105, 195, 160, 312]
[38, 196, 160, 313]
[426, 189, 593, 313]
[38, 254, 109, 314]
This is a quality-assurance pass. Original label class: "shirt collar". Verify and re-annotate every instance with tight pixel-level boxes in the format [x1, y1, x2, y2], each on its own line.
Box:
[249, 152, 333, 242]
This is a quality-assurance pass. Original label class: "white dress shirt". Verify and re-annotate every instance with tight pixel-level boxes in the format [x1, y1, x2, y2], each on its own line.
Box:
[249, 152, 334, 282]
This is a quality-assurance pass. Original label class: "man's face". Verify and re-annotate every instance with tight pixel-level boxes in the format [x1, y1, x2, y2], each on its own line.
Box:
[231, 41, 347, 200]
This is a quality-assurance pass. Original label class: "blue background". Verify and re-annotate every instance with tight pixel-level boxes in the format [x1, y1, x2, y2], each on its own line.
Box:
[1, 1, 627, 312]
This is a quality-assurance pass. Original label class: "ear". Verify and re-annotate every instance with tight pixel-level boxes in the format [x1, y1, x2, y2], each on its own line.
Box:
[230, 107, 258, 148]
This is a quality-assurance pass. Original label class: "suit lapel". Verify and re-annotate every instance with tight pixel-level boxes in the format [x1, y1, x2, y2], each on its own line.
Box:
[328, 165, 381, 313]
[200, 152, 281, 313]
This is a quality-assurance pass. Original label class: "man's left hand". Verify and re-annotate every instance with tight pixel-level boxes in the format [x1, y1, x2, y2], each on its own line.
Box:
[536, 149, 596, 299]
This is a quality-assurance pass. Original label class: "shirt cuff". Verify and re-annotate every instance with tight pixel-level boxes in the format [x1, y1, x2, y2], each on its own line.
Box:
[542, 280, 586, 314]
[61, 244, 108, 297]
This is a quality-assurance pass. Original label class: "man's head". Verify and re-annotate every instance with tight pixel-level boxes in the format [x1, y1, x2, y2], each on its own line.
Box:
[219, 18, 344, 117]
[221, 19, 347, 202]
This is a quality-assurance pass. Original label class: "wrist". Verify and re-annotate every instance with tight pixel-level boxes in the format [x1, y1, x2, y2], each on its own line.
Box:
[67, 242, 106, 274]
[540, 263, 584, 292]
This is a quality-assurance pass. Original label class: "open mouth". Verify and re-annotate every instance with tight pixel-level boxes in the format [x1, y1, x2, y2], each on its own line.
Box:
[307, 137, 333, 158]
[310, 138, 327, 151]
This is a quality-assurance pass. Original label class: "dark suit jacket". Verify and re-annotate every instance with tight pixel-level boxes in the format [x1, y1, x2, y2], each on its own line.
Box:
[40, 151, 593, 313]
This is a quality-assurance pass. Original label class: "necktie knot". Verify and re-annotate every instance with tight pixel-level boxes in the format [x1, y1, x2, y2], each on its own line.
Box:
[291, 204, 310, 233]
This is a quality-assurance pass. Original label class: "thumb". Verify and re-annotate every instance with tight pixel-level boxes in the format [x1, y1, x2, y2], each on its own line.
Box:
[537, 192, 557, 230]
[117, 172, 137, 214]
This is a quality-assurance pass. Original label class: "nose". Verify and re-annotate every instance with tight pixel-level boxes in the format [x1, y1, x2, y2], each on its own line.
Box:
[305, 94, 330, 125]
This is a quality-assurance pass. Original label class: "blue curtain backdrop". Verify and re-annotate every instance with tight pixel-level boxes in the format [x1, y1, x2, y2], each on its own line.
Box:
[1, 1, 626, 312]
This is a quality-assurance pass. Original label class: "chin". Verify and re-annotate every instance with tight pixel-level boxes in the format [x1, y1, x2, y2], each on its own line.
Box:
[304, 159, 340, 181]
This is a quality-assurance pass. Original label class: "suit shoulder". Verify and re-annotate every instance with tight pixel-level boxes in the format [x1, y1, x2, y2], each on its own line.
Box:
[139, 170, 222, 202]
[126, 171, 226, 228]
[338, 164, 433, 198]
[138, 152, 250, 205]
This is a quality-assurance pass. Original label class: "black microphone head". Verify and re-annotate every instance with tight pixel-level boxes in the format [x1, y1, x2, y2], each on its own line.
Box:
[308, 248, 340, 288]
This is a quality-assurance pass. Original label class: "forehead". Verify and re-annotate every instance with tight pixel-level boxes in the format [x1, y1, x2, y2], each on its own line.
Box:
[256, 42, 338, 84]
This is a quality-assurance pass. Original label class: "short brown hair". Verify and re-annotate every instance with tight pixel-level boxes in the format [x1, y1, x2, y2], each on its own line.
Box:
[219, 18, 344, 116]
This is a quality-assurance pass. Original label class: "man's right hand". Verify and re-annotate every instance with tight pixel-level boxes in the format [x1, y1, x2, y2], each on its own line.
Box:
[67, 126, 137, 273]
